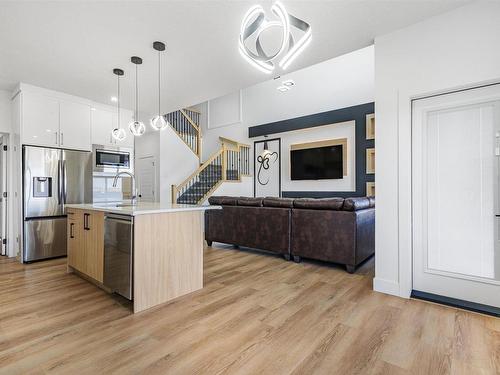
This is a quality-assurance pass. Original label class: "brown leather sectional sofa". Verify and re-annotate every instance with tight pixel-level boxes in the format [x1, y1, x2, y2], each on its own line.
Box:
[205, 196, 375, 273]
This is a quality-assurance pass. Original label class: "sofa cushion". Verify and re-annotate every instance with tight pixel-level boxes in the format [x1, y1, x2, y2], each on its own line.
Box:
[293, 198, 345, 210]
[262, 197, 295, 208]
[208, 196, 238, 206]
[237, 197, 263, 207]
[343, 197, 373, 211]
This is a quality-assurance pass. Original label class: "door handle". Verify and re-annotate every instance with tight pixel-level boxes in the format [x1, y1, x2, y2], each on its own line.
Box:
[70, 222, 74, 238]
[83, 213, 89, 230]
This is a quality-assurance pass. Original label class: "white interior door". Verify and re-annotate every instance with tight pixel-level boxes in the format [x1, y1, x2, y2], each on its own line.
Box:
[412, 84, 500, 308]
[136, 157, 156, 202]
[0, 136, 7, 256]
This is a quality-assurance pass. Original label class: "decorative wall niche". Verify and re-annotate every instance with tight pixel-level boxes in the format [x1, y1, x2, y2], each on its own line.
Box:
[366, 113, 375, 140]
[366, 148, 375, 174]
[366, 182, 375, 196]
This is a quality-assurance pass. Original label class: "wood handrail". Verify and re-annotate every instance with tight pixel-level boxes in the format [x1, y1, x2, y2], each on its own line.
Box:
[180, 109, 200, 131]
[219, 136, 250, 149]
[172, 136, 251, 204]
[175, 149, 223, 192]
[183, 107, 201, 114]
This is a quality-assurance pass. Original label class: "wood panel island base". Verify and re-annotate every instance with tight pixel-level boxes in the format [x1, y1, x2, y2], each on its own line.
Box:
[65, 203, 220, 313]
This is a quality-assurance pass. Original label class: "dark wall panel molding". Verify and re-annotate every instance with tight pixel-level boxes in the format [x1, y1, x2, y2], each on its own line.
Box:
[248, 102, 375, 197]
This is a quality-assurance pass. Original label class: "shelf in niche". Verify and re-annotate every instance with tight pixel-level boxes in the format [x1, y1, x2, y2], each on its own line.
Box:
[366, 148, 375, 174]
[366, 182, 375, 197]
[366, 114, 375, 140]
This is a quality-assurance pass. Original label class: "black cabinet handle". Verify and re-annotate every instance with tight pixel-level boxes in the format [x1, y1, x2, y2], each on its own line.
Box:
[70, 223, 74, 238]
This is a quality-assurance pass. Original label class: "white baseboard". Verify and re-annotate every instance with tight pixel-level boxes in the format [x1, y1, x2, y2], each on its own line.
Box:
[373, 277, 403, 298]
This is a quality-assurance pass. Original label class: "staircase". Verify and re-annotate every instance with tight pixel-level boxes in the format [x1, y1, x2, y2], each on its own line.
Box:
[165, 108, 202, 159]
[165, 107, 250, 205]
[171, 137, 251, 205]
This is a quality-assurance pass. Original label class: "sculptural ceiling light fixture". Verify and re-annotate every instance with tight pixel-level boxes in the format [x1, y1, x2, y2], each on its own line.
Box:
[129, 56, 146, 137]
[111, 68, 127, 142]
[150, 41, 169, 131]
[239, 1, 311, 74]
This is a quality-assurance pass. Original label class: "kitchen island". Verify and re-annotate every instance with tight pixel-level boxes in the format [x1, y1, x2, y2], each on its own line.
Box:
[65, 202, 220, 313]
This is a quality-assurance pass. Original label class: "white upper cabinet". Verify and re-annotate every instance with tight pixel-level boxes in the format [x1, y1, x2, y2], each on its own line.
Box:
[91, 108, 114, 146]
[59, 101, 91, 151]
[22, 92, 60, 147]
[18, 84, 133, 151]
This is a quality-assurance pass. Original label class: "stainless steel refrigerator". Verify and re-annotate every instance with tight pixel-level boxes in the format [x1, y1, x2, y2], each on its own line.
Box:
[23, 146, 92, 262]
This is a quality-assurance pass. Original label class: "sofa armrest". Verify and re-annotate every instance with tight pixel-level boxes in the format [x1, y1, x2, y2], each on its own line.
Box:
[354, 208, 375, 265]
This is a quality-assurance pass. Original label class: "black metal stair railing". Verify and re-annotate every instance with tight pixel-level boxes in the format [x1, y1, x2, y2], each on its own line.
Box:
[164, 108, 201, 158]
[171, 140, 251, 205]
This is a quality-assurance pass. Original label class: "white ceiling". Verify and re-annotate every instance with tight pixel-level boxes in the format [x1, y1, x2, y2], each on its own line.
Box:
[0, 1, 468, 116]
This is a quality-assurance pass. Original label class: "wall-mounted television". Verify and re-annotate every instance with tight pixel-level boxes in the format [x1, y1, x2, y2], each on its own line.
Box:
[290, 145, 343, 180]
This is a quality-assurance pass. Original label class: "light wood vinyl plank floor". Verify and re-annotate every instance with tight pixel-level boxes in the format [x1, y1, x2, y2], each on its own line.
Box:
[0, 245, 498, 375]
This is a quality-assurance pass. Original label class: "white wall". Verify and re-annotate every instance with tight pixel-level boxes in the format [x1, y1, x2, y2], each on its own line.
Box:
[159, 124, 199, 203]
[0, 90, 11, 133]
[196, 45, 374, 194]
[374, 2, 500, 298]
[201, 176, 253, 205]
[200, 46, 374, 159]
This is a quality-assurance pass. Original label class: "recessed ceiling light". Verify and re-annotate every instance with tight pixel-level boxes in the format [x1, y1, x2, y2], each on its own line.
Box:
[277, 85, 290, 93]
[110, 96, 118, 102]
[90, 107, 96, 111]
[282, 79, 295, 87]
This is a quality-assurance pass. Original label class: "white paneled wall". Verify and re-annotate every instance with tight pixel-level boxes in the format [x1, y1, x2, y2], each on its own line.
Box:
[374, 1, 500, 298]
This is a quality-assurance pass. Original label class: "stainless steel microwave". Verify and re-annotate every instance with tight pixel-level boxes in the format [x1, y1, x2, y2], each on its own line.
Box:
[93, 145, 132, 174]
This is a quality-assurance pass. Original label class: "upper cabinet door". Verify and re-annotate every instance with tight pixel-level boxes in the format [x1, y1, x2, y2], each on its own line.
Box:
[91, 108, 114, 146]
[22, 92, 60, 147]
[60, 101, 91, 151]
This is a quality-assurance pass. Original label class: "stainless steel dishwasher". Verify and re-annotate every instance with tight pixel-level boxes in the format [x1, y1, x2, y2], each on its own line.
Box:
[104, 213, 133, 300]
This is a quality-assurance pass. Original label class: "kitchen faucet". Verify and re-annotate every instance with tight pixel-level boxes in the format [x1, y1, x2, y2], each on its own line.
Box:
[112, 171, 137, 205]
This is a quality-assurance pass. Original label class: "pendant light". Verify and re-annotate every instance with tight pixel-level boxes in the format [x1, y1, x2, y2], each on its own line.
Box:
[111, 68, 127, 142]
[150, 41, 169, 131]
[261, 135, 270, 156]
[129, 56, 146, 137]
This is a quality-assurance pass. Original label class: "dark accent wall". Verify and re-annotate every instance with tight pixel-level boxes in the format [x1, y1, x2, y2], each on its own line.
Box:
[248, 102, 375, 198]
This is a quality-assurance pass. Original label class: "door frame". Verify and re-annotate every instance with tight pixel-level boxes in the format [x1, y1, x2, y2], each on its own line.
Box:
[253, 138, 281, 197]
[400, 82, 500, 299]
[0, 134, 7, 256]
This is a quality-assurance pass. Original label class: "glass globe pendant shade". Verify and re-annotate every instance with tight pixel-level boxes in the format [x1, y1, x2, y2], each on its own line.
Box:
[112, 128, 127, 141]
[150, 115, 169, 131]
[129, 120, 146, 136]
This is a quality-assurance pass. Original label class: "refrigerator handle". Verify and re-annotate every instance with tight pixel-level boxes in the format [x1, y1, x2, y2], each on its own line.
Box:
[57, 159, 62, 205]
[62, 160, 67, 204]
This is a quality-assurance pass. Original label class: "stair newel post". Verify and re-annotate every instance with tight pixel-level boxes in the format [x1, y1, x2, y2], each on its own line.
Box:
[197, 129, 201, 161]
[171, 184, 176, 204]
[187, 115, 191, 149]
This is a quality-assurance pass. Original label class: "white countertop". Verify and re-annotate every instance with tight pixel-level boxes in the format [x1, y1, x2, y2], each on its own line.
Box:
[66, 202, 221, 216]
